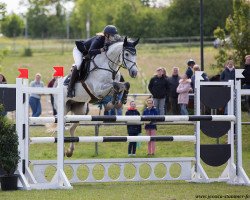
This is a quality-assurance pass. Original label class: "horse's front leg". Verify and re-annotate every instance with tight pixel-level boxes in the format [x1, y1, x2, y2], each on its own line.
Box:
[120, 82, 130, 104]
[112, 82, 130, 104]
[65, 122, 79, 157]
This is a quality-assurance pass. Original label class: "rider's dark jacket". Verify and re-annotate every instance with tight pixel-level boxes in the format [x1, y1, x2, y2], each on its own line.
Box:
[75, 35, 105, 58]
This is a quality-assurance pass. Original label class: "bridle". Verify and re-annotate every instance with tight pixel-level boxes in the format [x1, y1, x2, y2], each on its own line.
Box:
[90, 44, 137, 80]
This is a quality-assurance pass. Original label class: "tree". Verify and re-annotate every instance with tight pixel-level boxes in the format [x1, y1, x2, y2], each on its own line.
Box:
[162, 0, 233, 37]
[226, 0, 250, 66]
[47, 2, 67, 38]
[115, 3, 139, 37]
[213, 0, 250, 68]
[72, 0, 127, 38]
[27, 4, 49, 38]
[25, 0, 68, 38]
[1, 14, 24, 37]
[0, 2, 6, 20]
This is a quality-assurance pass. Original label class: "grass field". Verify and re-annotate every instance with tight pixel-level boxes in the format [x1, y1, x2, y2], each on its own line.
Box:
[0, 38, 249, 199]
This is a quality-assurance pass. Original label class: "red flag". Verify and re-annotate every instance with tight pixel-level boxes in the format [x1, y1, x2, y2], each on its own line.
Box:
[18, 68, 29, 79]
[53, 66, 64, 77]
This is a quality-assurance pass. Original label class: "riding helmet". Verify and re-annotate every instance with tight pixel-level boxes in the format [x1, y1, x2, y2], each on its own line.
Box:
[103, 25, 118, 36]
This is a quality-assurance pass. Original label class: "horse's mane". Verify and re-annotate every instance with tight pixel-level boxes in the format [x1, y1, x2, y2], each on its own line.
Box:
[108, 36, 133, 46]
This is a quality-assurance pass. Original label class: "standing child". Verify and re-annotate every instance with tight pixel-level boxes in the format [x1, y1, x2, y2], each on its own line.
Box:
[176, 74, 191, 115]
[125, 101, 141, 156]
[143, 98, 158, 156]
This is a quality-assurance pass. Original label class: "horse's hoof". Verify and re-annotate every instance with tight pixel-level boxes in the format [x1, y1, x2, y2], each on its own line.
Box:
[65, 149, 73, 157]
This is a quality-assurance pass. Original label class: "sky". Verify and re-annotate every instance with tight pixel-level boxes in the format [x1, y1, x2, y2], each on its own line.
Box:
[1, 0, 24, 13]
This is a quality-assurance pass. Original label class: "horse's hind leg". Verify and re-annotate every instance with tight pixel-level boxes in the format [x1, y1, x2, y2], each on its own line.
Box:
[65, 102, 86, 157]
[65, 122, 79, 157]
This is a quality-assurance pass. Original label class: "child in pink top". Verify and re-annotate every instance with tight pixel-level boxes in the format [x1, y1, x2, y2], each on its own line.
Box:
[176, 74, 191, 115]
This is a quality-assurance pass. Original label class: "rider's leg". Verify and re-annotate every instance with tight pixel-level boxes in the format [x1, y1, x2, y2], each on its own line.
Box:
[80, 59, 88, 81]
[67, 47, 83, 98]
[67, 66, 78, 98]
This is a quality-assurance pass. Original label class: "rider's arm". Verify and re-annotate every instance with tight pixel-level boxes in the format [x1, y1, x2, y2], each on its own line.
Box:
[88, 36, 105, 58]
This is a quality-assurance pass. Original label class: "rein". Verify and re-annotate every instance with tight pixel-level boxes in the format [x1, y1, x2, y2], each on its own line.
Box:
[88, 45, 137, 80]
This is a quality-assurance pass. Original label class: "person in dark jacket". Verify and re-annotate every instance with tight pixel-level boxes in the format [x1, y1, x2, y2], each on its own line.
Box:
[162, 67, 170, 114]
[125, 101, 141, 156]
[143, 98, 158, 156]
[242, 55, 250, 112]
[168, 67, 181, 115]
[67, 25, 119, 98]
[185, 59, 195, 79]
[242, 55, 250, 88]
[220, 60, 235, 114]
[191, 64, 208, 91]
[220, 60, 235, 81]
[148, 67, 169, 115]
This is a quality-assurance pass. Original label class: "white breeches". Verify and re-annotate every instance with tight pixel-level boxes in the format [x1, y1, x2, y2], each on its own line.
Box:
[73, 47, 83, 70]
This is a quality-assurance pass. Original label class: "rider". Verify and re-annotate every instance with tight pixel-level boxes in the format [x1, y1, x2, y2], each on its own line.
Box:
[67, 25, 119, 98]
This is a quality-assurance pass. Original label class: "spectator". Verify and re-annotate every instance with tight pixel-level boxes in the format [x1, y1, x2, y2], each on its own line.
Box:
[162, 67, 170, 114]
[177, 74, 191, 115]
[185, 59, 195, 79]
[143, 98, 158, 156]
[29, 73, 44, 117]
[242, 55, 250, 88]
[241, 55, 250, 113]
[47, 77, 57, 116]
[220, 60, 235, 115]
[191, 64, 209, 91]
[125, 101, 141, 156]
[220, 60, 235, 81]
[148, 67, 169, 115]
[0, 73, 7, 84]
[168, 67, 181, 115]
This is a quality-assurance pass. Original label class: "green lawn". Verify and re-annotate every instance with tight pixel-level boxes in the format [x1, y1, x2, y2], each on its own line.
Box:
[0, 38, 249, 199]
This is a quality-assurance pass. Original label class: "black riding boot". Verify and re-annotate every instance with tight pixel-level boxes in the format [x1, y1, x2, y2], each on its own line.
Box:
[81, 57, 91, 82]
[67, 67, 78, 98]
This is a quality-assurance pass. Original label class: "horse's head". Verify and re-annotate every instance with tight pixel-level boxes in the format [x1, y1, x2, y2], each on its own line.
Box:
[122, 36, 139, 78]
[105, 36, 139, 78]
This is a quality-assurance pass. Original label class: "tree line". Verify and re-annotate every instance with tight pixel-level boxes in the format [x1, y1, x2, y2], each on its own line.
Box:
[0, 0, 234, 39]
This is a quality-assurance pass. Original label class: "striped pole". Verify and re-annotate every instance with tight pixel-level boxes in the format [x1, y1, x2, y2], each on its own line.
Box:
[29, 115, 236, 124]
[29, 135, 196, 144]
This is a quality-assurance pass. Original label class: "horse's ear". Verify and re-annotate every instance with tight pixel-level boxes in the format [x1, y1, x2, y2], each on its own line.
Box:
[123, 36, 128, 47]
[133, 38, 140, 47]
